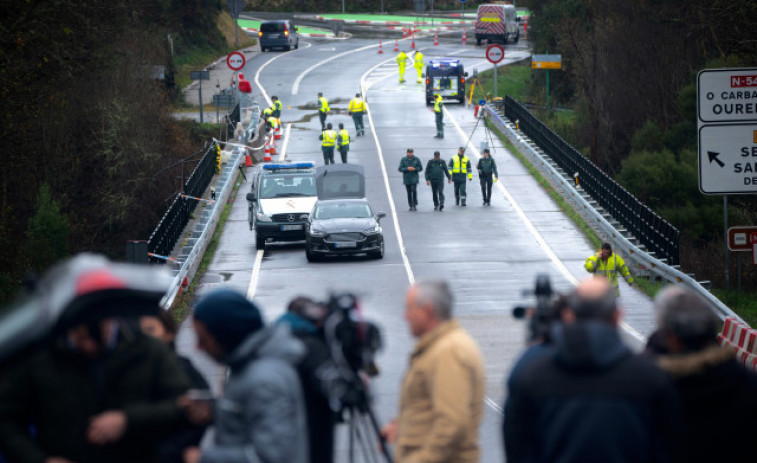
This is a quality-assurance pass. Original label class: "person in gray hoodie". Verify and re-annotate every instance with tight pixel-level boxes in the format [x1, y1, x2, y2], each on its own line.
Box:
[182, 289, 308, 463]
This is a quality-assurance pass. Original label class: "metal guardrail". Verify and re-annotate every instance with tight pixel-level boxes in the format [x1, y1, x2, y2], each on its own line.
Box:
[504, 96, 680, 265]
[485, 104, 744, 323]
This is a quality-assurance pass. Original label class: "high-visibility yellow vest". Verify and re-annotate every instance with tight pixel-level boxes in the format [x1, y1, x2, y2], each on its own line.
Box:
[584, 254, 634, 291]
[319, 97, 330, 112]
[396, 52, 408, 66]
[321, 129, 337, 147]
[414, 52, 424, 69]
[273, 100, 282, 111]
[338, 129, 350, 146]
[349, 98, 365, 113]
[434, 95, 442, 113]
[262, 107, 273, 117]
[267, 117, 278, 129]
[451, 155, 472, 179]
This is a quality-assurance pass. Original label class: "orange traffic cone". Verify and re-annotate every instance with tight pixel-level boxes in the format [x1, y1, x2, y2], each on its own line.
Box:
[462, 29, 467, 45]
[434, 33, 439, 46]
[411, 35, 415, 49]
[524, 20, 528, 39]
[245, 153, 253, 167]
[378, 40, 383, 54]
[394, 40, 399, 52]
[263, 140, 272, 161]
[269, 136, 277, 155]
[274, 121, 282, 140]
[402, 27, 408, 38]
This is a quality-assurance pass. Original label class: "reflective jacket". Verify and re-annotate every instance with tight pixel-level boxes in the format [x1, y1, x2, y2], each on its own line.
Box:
[337, 129, 350, 147]
[396, 51, 408, 66]
[262, 107, 273, 118]
[434, 95, 443, 113]
[267, 117, 279, 130]
[318, 97, 330, 113]
[584, 253, 634, 294]
[348, 98, 365, 113]
[319, 129, 337, 147]
[414, 52, 424, 69]
[272, 100, 282, 117]
[449, 155, 472, 180]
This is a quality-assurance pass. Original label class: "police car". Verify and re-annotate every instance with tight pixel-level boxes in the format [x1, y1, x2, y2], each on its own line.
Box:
[245, 162, 317, 249]
[425, 59, 468, 105]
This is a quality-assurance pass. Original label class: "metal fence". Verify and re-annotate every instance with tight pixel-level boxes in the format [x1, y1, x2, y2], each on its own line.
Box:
[504, 96, 680, 265]
[147, 143, 217, 262]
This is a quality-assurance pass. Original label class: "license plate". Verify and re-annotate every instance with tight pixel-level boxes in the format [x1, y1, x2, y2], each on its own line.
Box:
[334, 242, 356, 248]
[281, 224, 302, 231]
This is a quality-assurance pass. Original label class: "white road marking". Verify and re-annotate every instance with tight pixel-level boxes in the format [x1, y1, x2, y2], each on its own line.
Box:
[445, 109, 646, 343]
[254, 43, 312, 106]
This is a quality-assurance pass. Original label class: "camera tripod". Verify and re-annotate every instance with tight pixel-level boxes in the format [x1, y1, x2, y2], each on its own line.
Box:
[342, 383, 393, 463]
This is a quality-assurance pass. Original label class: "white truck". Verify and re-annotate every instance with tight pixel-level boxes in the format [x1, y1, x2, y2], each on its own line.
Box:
[475, 3, 520, 45]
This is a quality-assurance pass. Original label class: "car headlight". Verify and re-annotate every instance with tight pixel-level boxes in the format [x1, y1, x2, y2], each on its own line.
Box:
[256, 212, 272, 222]
[363, 224, 381, 235]
[309, 227, 326, 237]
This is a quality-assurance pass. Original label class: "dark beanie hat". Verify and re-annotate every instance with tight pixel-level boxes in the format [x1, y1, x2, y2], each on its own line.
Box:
[193, 289, 264, 354]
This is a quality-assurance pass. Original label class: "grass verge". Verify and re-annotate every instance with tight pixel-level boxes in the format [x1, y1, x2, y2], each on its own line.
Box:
[169, 169, 244, 324]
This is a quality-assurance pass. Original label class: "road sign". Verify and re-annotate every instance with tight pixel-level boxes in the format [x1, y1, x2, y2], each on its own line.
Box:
[226, 52, 245, 71]
[486, 44, 505, 64]
[190, 70, 210, 81]
[226, 0, 244, 17]
[532, 54, 562, 70]
[727, 226, 757, 251]
[698, 123, 757, 194]
[698, 68, 757, 124]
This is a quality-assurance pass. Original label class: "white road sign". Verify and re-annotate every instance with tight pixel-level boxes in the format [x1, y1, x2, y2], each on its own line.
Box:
[698, 68, 757, 124]
[226, 51, 245, 71]
[698, 123, 757, 194]
[485, 44, 505, 64]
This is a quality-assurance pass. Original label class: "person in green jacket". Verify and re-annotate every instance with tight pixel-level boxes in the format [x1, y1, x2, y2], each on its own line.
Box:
[399, 148, 423, 211]
[584, 242, 634, 296]
[476, 148, 499, 206]
[425, 151, 451, 211]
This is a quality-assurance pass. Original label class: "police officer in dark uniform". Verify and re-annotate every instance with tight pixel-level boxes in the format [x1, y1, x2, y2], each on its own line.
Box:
[477, 148, 499, 206]
[425, 151, 451, 211]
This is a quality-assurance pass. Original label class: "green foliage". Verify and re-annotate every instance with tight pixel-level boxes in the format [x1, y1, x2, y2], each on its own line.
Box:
[631, 121, 664, 153]
[25, 184, 70, 272]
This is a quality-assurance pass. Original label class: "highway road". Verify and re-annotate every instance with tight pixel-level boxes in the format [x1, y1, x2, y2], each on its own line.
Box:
[176, 35, 657, 462]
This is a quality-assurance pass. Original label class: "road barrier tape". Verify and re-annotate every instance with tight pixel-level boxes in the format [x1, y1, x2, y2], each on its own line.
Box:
[180, 194, 216, 204]
[148, 252, 178, 262]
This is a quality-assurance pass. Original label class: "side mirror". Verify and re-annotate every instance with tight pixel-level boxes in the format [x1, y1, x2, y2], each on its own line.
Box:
[246, 192, 256, 202]
[376, 211, 387, 220]
[464, 72, 469, 77]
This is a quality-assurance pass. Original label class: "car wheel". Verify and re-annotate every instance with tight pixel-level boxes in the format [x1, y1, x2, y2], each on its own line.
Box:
[295, 41, 299, 49]
[261, 46, 266, 52]
[284, 45, 291, 51]
[458, 96, 465, 104]
[514, 31, 520, 44]
[306, 248, 319, 262]
[370, 240, 384, 259]
[476, 38, 482, 46]
[256, 233, 265, 249]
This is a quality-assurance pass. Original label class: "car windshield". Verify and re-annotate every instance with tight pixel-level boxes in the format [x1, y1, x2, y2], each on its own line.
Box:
[314, 202, 372, 219]
[261, 22, 286, 33]
[259, 174, 316, 199]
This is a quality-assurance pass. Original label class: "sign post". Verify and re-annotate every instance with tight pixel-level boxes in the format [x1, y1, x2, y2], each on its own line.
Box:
[227, 0, 245, 48]
[531, 54, 562, 113]
[486, 44, 505, 98]
[190, 70, 210, 123]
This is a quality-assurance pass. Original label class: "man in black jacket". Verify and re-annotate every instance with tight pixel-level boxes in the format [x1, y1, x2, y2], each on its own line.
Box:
[504, 277, 681, 463]
[476, 148, 498, 206]
[425, 151, 451, 211]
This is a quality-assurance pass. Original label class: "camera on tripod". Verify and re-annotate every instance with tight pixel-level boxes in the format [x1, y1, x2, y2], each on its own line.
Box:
[323, 293, 382, 378]
[512, 274, 565, 343]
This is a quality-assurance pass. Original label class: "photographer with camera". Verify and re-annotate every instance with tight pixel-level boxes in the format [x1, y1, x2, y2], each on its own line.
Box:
[381, 280, 484, 463]
[504, 277, 680, 463]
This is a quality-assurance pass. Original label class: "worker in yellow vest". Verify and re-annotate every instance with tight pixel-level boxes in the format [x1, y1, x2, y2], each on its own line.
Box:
[396, 50, 409, 83]
[271, 96, 283, 118]
[414, 50, 424, 83]
[337, 123, 350, 164]
[319, 122, 337, 165]
[265, 116, 279, 134]
[584, 243, 634, 296]
[348, 93, 366, 136]
[434, 93, 444, 139]
[317, 92, 330, 131]
[449, 147, 472, 206]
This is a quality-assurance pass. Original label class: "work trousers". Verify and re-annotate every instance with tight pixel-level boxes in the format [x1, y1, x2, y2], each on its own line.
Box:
[415, 66, 423, 81]
[435, 112, 444, 136]
[352, 113, 364, 134]
[399, 64, 406, 81]
[319, 111, 327, 130]
[338, 146, 349, 163]
[453, 179, 467, 203]
[322, 146, 335, 165]
[430, 179, 445, 207]
[405, 184, 418, 208]
[480, 174, 493, 203]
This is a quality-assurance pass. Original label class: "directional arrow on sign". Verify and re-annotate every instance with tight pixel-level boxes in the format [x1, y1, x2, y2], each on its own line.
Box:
[707, 151, 725, 168]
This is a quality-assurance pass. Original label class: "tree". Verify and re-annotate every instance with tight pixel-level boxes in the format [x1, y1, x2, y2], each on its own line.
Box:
[25, 184, 70, 272]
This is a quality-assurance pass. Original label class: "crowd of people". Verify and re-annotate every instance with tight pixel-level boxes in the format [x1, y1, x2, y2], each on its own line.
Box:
[0, 254, 756, 463]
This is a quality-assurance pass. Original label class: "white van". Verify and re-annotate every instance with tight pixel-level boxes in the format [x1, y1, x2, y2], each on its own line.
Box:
[475, 3, 520, 45]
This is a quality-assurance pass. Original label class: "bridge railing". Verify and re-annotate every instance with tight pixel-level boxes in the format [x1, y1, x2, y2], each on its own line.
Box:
[504, 96, 680, 265]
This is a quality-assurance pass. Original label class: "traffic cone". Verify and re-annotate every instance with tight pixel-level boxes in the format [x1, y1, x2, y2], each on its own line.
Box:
[462, 29, 467, 45]
[263, 139, 272, 161]
[274, 121, 282, 140]
[245, 152, 253, 167]
[269, 136, 277, 155]
[524, 20, 528, 39]
[402, 27, 408, 38]
[378, 40, 383, 54]
[434, 33, 439, 46]
[411, 34, 415, 49]
[394, 40, 399, 52]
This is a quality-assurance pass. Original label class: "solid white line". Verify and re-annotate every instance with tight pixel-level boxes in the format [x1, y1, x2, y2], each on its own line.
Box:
[254, 43, 312, 106]
[361, 59, 415, 284]
[444, 109, 646, 343]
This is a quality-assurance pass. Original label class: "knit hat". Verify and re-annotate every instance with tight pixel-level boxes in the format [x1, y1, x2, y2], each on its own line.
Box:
[193, 289, 264, 354]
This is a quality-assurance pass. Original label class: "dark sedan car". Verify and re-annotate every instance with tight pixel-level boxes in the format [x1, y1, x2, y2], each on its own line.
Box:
[305, 199, 386, 261]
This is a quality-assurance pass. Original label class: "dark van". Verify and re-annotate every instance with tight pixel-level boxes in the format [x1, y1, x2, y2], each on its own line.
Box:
[259, 20, 299, 52]
[425, 59, 468, 105]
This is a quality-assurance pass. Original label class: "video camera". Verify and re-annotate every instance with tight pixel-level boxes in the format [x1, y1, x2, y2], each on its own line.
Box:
[512, 274, 565, 343]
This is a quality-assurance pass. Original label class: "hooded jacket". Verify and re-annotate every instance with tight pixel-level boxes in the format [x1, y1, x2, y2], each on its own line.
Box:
[655, 345, 757, 463]
[201, 324, 308, 463]
[504, 321, 680, 463]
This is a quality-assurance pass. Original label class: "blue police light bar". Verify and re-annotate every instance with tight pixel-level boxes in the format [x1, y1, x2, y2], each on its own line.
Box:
[431, 59, 460, 68]
[262, 162, 315, 171]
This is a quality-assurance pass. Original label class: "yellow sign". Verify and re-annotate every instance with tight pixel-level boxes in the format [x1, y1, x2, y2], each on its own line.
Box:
[480, 18, 501, 22]
[532, 61, 562, 70]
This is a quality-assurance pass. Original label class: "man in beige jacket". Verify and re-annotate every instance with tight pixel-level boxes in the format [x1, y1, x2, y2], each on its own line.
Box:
[381, 280, 485, 463]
